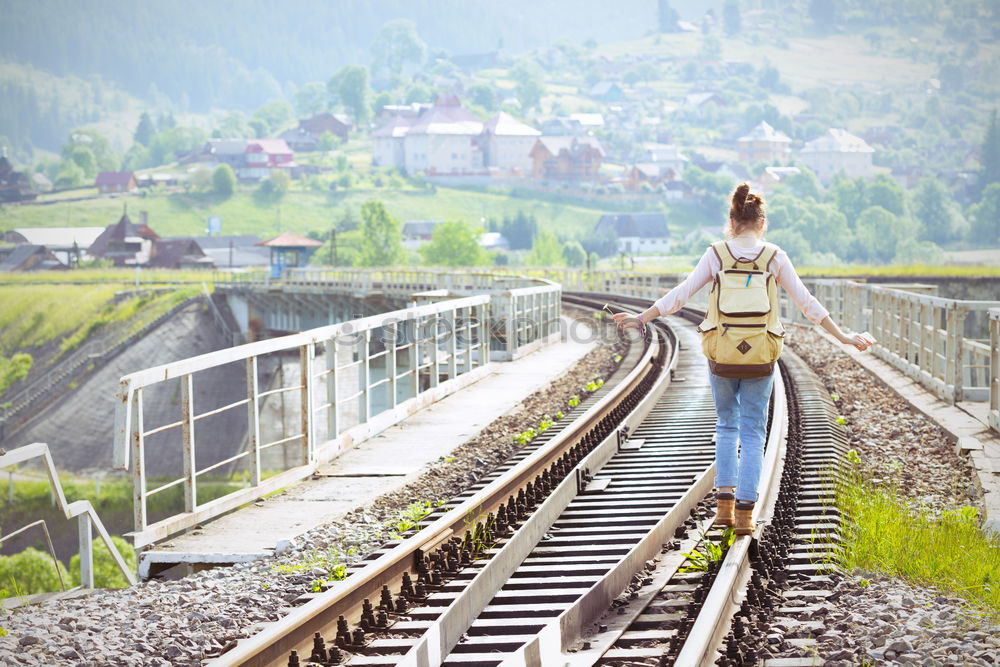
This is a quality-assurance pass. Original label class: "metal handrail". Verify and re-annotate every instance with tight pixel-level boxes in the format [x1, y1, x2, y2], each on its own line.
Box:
[990, 309, 1000, 433]
[115, 295, 493, 549]
[0, 443, 136, 589]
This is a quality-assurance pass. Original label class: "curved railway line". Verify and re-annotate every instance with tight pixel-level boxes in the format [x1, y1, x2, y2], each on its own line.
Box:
[207, 292, 847, 667]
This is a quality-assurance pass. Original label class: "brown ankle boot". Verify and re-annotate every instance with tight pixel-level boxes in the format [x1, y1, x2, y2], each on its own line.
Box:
[734, 501, 755, 535]
[715, 492, 735, 527]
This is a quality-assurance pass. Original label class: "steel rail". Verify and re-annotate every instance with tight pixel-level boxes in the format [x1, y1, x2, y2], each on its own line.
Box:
[672, 350, 789, 667]
[392, 322, 675, 666]
[207, 299, 663, 667]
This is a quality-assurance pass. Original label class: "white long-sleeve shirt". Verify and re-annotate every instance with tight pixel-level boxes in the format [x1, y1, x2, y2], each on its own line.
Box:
[652, 236, 830, 325]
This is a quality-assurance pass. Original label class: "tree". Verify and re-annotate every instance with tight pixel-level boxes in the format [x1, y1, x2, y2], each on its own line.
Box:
[212, 164, 237, 197]
[252, 100, 293, 135]
[215, 111, 254, 139]
[526, 229, 564, 266]
[0, 547, 69, 595]
[419, 220, 487, 266]
[828, 176, 868, 224]
[501, 211, 537, 250]
[723, 0, 741, 35]
[69, 144, 97, 178]
[329, 65, 371, 125]
[511, 60, 545, 112]
[782, 169, 822, 201]
[658, 0, 680, 32]
[912, 177, 964, 244]
[865, 174, 906, 217]
[0, 352, 32, 394]
[981, 109, 1000, 191]
[54, 160, 85, 188]
[405, 81, 434, 104]
[69, 536, 136, 589]
[133, 112, 155, 146]
[582, 224, 620, 258]
[854, 206, 910, 263]
[562, 241, 587, 267]
[371, 19, 427, 77]
[467, 83, 498, 112]
[358, 200, 404, 266]
[292, 81, 328, 117]
[967, 183, 1000, 245]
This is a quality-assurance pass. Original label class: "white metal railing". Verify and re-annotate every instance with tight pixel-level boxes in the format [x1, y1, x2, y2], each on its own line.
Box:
[0, 443, 136, 589]
[114, 296, 492, 548]
[990, 309, 1000, 433]
[557, 269, 998, 420]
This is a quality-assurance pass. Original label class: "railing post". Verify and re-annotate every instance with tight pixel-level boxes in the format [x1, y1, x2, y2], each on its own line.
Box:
[408, 320, 419, 398]
[990, 309, 999, 433]
[505, 293, 516, 361]
[464, 309, 474, 373]
[131, 388, 147, 535]
[300, 343, 315, 465]
[78, 512, 93, 588]
[430, 314, 440, 388]
[448, 308, 458, 380]
[181, 373, 197, 512]
[246, 357, 261, 486]
[360, 329, 371, 422]
[387, 322, 398, 408]
[326, 338, 339, 439]
[948, 306, 969, 403]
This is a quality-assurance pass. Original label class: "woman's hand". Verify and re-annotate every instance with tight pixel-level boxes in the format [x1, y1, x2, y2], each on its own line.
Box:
[842, 331, 876, 352]
[612, 312, 643, 330]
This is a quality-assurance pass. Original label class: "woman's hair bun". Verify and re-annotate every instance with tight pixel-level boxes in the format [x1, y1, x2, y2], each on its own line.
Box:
[732, 182, 750, 210]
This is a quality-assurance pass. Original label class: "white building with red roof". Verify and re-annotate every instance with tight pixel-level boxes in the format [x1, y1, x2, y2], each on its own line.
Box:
[205, 138, 296, 181]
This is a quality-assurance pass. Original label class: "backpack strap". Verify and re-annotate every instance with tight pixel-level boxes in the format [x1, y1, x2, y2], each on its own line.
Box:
[711, 241, 738, 269]
[758, 242, 780, 274]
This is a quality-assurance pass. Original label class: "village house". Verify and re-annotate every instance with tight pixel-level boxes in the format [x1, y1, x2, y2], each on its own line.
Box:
[204, 139, 296, 181]
[622, 164, 670, 191]
[146, 238, 214, 270]
[184, 235, 270, 269]
[736, 121, 792, 165]
[95, 171, 137, 195]
[403, 95, 484, 174]
[0, 245, 66, 272]
[278, 127, 319, 152]
[481, 112, 541, 174]
[3, 227, 105, 266]
[88, 209, 160, 266]
[798, 129, 875, 183]
[0, 149, 37, 202]
[588, 81, 624, 102]
[594, 213, 671, 255]
[298, 112, 351, 143]
[401, 221, 444, 250]
[530, 136, 605, 181]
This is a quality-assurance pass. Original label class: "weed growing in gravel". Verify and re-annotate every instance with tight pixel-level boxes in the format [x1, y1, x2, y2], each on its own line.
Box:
[387, 500, 439, 539]
[679, 528, 735, 572]
[567, 395, 580, 408]
[584, 377, 605, 393]
[829, 454, 1000, 620]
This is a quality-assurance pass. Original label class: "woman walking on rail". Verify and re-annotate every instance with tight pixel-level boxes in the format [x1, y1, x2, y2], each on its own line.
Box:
[614, 183, 875, 535]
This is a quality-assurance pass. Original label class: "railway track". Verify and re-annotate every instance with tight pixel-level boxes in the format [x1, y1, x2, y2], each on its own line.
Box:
[208, 293, 845, 667]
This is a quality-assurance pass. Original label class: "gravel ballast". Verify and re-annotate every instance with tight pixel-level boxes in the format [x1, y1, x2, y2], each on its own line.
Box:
[765, 326, 999, 666]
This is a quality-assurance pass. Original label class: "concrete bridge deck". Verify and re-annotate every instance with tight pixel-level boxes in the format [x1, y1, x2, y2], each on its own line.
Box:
[138, 315, 600, 578]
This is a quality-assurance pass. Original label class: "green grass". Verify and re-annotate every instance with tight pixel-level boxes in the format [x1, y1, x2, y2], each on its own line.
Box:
[830, 457, 1000, 620]
[0, 268, 212, 284]
[0, 184, 654, 242]
[0, 283, 200, 358]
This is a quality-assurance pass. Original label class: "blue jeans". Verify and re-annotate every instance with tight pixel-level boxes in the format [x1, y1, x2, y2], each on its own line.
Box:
[708, 369, 774, 503]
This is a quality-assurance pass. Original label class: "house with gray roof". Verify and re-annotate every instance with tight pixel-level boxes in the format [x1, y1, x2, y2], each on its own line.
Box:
[594, 213, 671, 255]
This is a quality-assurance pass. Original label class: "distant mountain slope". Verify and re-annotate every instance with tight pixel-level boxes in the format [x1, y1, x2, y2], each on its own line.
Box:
[1, 0, 714, 111]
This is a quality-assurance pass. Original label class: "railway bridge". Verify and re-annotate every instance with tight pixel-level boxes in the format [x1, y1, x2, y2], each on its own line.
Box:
[5, 267, 1000, 666]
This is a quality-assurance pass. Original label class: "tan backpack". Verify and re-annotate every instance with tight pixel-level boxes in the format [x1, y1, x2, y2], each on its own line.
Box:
[697, 240, 785, 378]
